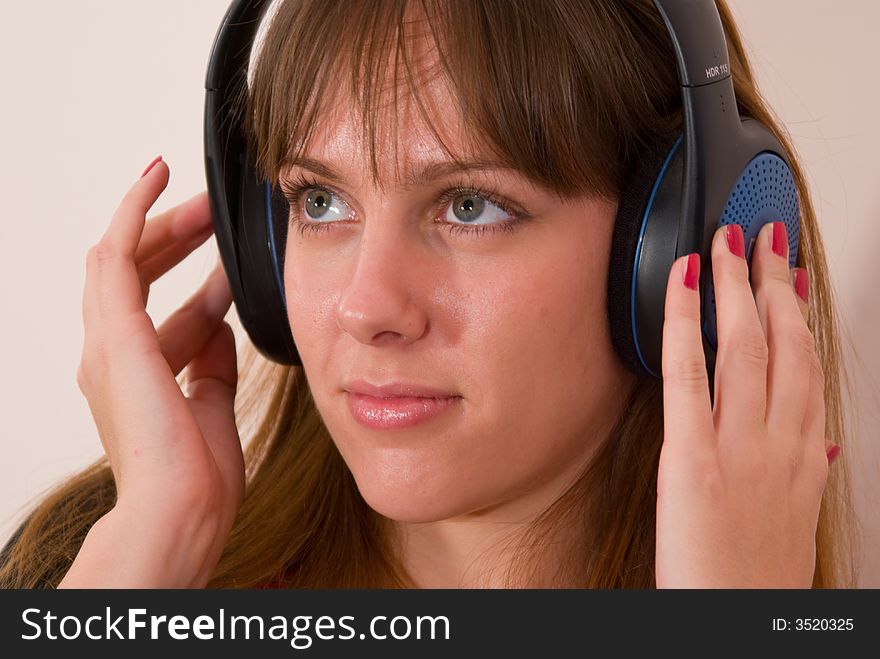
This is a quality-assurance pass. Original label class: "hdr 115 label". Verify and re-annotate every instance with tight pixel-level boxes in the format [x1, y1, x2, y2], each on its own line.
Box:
[772, 619, 854, 631]
[705, 62, 730, 79]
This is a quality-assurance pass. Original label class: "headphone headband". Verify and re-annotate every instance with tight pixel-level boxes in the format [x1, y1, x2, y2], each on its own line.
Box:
[654, 0, 731, 88]
[205, 0, 269, 91]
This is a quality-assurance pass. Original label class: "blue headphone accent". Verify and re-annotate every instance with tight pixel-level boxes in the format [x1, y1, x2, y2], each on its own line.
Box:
[632, 136, 683, 379]
[264, 180, 288, 315]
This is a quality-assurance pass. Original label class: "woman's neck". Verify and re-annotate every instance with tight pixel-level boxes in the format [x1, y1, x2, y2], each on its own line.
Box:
[391, 458, 591, 588]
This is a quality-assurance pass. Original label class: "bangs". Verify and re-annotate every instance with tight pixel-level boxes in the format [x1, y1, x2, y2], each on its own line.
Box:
[244, 0, 680, 198]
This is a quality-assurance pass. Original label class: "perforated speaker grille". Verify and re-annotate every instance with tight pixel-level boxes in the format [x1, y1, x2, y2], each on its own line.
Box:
[703, 153, 800, 350]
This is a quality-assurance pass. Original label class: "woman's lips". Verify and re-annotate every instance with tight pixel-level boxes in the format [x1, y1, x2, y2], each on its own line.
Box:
[346, 393, 460, 430]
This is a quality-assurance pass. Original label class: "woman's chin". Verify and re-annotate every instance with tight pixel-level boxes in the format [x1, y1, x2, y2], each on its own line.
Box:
[351, 471, 478, 524]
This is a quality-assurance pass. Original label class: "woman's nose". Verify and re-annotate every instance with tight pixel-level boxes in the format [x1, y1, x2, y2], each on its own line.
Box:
[335, 226, 429, 348]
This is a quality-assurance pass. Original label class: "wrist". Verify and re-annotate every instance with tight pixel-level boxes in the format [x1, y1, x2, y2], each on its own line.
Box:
[58, 500, 221, 589]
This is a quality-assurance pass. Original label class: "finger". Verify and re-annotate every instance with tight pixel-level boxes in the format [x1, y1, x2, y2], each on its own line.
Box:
[135, 191, 213, 267]
[186, 320, 238, 406]
[710, 223, 768, 438]
[789, 266, 825, 455]
[749, 221, 813, 437]
[791, 267, 810, 325]
[87, 159, 171, 332]
[156, 263, 234, 377]
[138, 221, 214, 306]
[824, 438, 840, 465]
[661, 252, 715, 448]
[185, 319, 242, 512]
[105, 157, 170, 258]
[800, 338, 827, 456]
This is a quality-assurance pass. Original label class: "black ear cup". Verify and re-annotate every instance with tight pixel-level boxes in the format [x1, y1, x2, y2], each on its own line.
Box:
[226, 159, 301, 366]
[607, 136, 683, 378]
[607, 138, 800, 381]
[204, 0, 302, 367]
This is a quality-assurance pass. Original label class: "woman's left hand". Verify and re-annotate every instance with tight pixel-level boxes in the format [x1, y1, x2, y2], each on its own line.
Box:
[655, 220, 837, 588]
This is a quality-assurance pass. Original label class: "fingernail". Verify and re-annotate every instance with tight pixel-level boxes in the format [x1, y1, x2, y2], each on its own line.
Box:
[140, 155, 163, 178]
[682, 253, 700, 291]
[771, 221, 788, 259]
[826, 444, 840, 465]
[725, 223, 745, 259]
[793, 267, 809, 303]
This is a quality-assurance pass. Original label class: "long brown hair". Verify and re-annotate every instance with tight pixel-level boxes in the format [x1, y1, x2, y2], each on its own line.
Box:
[1, 0, 859, 588]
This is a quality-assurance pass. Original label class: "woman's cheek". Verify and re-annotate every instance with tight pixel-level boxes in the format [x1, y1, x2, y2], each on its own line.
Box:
[286, 246, 338, 319]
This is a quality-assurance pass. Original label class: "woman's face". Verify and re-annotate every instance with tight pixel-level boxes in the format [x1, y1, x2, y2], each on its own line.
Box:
[282, 84, 636, 524]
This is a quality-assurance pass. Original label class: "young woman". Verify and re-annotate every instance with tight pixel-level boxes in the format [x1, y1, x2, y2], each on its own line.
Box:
[0, 0, 858, 588]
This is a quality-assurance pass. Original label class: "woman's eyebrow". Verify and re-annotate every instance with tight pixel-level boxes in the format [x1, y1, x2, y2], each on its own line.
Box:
[284, 156, 513, 188]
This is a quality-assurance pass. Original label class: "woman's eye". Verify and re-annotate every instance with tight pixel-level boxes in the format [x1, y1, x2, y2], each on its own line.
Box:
[303, 187, 352, 222]
[284, 179, 524, 238]
[445, 193, 511, 226]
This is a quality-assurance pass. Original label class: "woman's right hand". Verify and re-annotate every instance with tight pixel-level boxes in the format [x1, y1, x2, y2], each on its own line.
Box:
[60, 157, 244, 588]
[655, 222, 830, 588]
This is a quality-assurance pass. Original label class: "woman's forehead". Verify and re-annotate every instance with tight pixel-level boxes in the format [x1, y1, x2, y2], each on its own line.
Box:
[288, 78, 496, 186]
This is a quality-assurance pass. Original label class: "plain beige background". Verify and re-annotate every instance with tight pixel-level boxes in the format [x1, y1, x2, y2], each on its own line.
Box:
[1, 1, 877, 585]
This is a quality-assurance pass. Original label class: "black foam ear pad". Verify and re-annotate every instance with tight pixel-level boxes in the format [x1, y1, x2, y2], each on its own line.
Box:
[269, 183, 291, 302]
[607, 137, 681, 377]
[263, 181, 301, 363]
[226, 165, 301, 366]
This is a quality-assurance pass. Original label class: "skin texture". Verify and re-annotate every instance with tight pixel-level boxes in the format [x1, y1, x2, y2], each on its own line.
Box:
[61, 46, 833, 590]
[281, 85, 637, 586]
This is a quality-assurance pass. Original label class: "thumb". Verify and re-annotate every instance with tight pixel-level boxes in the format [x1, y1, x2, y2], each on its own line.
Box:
[185, 320, 238, 406]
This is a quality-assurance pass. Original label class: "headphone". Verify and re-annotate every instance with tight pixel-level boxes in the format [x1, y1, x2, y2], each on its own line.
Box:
[204, 0, 800, 380]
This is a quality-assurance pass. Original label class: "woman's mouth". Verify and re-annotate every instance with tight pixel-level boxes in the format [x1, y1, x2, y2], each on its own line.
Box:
[345, 393, 461, 430]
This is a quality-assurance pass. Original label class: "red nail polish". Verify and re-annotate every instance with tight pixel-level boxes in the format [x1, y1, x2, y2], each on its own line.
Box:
[682, 253, 700, 291]
[794, 267, 809, 303]
[772, 221, 788, 258]
[140, 155, 163, 178]
[826, 444, 840, 465]
[725, 223, 745, 259]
